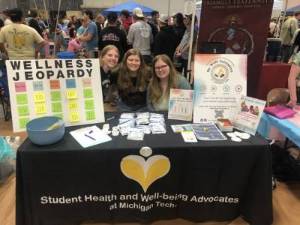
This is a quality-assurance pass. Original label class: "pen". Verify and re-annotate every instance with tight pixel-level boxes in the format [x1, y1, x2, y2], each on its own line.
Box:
[89, 130, 93, 134]
[84, 134, 96, 141]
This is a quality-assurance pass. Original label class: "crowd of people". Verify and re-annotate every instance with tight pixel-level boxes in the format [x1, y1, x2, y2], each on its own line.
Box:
[0, 7, 195, 112]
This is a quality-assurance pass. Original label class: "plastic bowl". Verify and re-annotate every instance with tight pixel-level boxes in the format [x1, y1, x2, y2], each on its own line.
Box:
[26, 116, 65, 145]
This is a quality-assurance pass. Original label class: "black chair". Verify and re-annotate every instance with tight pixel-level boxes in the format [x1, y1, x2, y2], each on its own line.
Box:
[266, 38, 282, 62]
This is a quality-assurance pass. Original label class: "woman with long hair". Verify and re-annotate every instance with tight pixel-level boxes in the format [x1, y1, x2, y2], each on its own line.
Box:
[147, 54, 191, 111]
[113, 48, 151, 111]
[99, 45, 119, 102]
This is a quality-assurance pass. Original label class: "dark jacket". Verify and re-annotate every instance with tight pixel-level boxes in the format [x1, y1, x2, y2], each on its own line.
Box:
[153, 25, 178, 60]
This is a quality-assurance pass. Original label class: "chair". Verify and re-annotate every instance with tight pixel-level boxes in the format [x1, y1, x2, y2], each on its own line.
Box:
[266, 88, 290, 106]
[266, 38, 282, 62]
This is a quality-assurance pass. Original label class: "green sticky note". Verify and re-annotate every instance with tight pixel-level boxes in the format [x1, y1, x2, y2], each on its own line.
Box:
[16, 94, 28, 105]
[83, 89, 93, 98]
[84, 100, 94, 110]
[86, 111, 96, 120]
[19, 117, 30, 129]
[17, 105, 29, 116]
[52, 102, 62, 113]
[51, 91, 61, 101]
[53, 114, 63, 119]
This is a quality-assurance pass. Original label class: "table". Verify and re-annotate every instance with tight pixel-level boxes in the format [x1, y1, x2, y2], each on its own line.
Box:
[256, 63, 291, 100]
[258, 112, 300, 148]
[16, 113, 273, 225]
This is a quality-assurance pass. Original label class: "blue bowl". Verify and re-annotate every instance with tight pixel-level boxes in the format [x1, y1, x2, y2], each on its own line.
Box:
[26, 116, 65, 145]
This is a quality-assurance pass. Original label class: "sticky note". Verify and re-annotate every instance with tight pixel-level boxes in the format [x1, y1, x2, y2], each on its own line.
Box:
[15, 82, 26, 92]
[83, 89, 93, 98]
[82, 78, 92, 87]
[86, 111, 96, 120]
[68, 100, 78, 110]
[66, 89, 77, 99]
[52, 102, 62, 113]
[19, 117, 30, 129]
[34, 103, 47, 114]
[84, 100, 94, 110]
[69, 111, 80, 122]
[51, 91, 61, 101]
[17, 105, 29, 116]
[66, 79, 76, 88]
[16, 94, 28, 105]
[50, 80, 60, 89]
[33, 81, 44, 91]
[34, 92, 46, 103]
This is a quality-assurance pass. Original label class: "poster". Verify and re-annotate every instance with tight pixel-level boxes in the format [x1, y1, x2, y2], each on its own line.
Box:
[233, 96, 266, 135]
[197, 0, 273, 97]
[6, 59, 104, 132]
[193, 54, 246, 123]
[168, 89, 193, 121]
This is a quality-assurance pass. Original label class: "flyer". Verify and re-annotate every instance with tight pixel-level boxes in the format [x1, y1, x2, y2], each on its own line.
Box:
[168, 88, 193, 121]
[233, 96, 266, 135]
[6, 59, 104, 132]
[193, 54, 247, 123]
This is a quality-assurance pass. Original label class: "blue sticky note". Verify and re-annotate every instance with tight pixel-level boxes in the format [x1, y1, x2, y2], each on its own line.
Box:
[33, 81, 44, 91]
[66, 79, 76, 88]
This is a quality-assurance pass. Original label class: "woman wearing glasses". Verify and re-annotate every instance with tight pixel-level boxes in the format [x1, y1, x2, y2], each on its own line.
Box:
[113, 48, 151, 111]
[147, 54, 191, 111]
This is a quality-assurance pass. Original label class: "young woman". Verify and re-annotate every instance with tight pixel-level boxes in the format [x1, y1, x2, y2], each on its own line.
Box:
[147, 54, 191, 111]
[99, 45, 119, 102]
[287, 51, 300, 109]
[113, 48, 151, 111]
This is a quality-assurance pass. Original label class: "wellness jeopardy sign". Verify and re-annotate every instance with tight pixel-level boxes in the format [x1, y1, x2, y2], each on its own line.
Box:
[193, 54, 247, 123]
[6, 59, 105, 132]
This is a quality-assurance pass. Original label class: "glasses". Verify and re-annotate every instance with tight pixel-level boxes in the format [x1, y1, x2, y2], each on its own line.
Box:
[155, 64, 168, 71]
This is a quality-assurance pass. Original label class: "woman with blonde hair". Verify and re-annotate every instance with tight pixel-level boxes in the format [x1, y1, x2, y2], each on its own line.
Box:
[147, 54, 191, 111]
[99, 45, 119, 102]
[112, 48, 151, 111]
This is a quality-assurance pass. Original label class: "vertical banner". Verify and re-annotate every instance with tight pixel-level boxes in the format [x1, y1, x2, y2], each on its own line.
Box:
[6, 59, 105, 132]
[197, 0, 274, 97]
[193, 54, 247, 123]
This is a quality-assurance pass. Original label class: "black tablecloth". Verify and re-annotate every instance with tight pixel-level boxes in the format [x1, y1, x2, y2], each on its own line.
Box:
[16, 112, 273, 225]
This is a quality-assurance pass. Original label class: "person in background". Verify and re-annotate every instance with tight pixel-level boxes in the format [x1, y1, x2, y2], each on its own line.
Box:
[127, 8, 153, 65]
[147, 54, 191, 111]
[153, 14, 177, 60]
[0, 8, 46, 59]
[95, 14, 105, 37]
[172, 12, 186, 46]
[280, 11, 300, 62]
[148, 10, 159, 39]
[119, 10, 132, 34]
[99, 45, 119, 103]
[98, 12, 127, 61]
[2, 9, 12, 26]
[67, 27, 81, 53]
[77, 10, 98, 58]
[112, 48, 151, 111]
[27, 10, 43, 37]
[288, 51, 300, 109]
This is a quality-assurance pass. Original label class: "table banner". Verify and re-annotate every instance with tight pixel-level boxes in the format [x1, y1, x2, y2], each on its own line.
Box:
[197, 0, 273, 97]
[193, 54, 246, 123]
[6, 59, 105, 132]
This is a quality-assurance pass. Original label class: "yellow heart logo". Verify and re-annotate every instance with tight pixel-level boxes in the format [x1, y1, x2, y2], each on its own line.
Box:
[120, 155, 170, 192]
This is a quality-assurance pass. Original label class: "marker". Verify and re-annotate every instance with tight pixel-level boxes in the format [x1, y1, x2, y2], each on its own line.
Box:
[84, 134, 95, 141]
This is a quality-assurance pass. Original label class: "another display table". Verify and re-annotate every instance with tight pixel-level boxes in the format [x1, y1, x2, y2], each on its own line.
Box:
[16, 113, 273, 225]
[256, 62, 291, 100]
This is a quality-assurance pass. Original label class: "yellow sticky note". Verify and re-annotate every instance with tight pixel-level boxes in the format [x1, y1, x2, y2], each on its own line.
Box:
[66, 89, 78, 100]
[34, 91, 46, 103]
[35, 103, 47, 114]
[68, 100, 78, 110]
[69, 111, 80, 122]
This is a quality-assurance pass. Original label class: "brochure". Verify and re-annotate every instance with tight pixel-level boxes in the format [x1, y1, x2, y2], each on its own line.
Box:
[233, 96, 266, 135]
[192, 122, 227, 141]
[168, 88, 194, 121]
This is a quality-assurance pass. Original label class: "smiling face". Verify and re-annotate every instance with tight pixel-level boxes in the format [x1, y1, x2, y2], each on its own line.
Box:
[102, 49, 119, 69]
[154, 59, 170, 81]
[126, 54, 141, 72]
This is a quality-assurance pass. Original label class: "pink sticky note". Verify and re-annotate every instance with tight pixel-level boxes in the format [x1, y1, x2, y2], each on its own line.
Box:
[15, 82, 27, 92]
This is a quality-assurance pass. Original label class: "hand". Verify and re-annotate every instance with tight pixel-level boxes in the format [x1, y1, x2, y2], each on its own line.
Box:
[287, 98, 297, 108]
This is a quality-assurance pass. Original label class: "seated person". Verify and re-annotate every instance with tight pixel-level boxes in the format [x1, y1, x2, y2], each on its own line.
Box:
[99, 45, 119, 102]
[288, 51, 300, 109]
[112, 48, 151, 111]
[147, 54, 191, 111]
